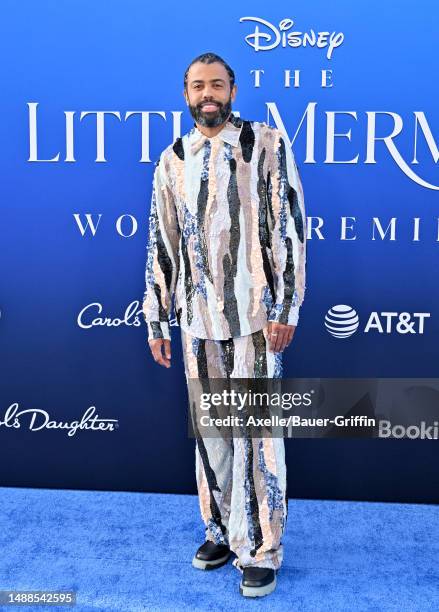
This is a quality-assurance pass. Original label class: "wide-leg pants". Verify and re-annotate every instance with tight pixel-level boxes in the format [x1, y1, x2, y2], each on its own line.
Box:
[181, 325, 288, 573]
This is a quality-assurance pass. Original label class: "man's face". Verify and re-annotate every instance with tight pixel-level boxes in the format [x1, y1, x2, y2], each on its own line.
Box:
[184, 61, 237, 128]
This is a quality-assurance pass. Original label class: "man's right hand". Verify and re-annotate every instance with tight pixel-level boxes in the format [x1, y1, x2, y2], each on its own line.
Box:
[148, 338, 172, 368]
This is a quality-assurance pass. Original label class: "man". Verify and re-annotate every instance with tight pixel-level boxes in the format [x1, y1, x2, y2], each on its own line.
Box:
[142, 52, 306, 598]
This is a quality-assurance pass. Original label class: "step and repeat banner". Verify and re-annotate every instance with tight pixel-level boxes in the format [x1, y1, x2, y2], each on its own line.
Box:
[1, 1, 438, 502]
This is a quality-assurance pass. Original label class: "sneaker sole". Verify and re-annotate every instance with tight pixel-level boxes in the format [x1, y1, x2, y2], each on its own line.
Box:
[192, 551, 231, 571]
[239, 574, 277, 597]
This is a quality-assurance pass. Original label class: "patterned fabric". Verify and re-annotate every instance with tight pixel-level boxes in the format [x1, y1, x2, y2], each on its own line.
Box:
[181, 325, 288, 572]
[142, 111, 306, 341]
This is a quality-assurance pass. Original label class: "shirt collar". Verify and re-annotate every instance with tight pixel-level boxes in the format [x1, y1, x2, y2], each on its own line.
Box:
[189, 111, 243, 155]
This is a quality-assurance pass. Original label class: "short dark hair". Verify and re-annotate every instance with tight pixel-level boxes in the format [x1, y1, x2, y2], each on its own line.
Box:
[183, 52, 235, 91]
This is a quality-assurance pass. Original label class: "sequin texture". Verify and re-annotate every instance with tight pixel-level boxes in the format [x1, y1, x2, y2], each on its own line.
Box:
[258, 440, 285, 524]
[142, 112, 306, 340]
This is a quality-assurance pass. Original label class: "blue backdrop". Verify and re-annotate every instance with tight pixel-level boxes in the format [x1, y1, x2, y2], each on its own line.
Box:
[1, 1, 438, 502]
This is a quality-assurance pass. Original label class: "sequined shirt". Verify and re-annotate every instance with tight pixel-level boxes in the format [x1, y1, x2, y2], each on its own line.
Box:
[142, 111, 306, 341]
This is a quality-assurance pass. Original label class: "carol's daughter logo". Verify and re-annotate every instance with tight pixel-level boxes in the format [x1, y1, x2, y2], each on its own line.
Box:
[0, 404, 118, 436]
[240, 17, 344, 59]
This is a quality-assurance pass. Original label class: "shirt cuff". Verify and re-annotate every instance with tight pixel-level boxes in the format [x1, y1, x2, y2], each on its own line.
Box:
[268, 304, 300, 327]
[147, 321, 171, 341]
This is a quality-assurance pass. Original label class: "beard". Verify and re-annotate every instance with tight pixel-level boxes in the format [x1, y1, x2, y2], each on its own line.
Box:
[188, 96, 232, 128]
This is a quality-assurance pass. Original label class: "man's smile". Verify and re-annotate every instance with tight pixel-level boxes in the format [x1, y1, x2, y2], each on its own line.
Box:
[200, 102, 220, 112]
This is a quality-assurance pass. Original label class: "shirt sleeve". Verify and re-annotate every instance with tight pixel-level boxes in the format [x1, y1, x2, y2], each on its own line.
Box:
[267, 129, 307, 326]
[142, 153, 180, 341]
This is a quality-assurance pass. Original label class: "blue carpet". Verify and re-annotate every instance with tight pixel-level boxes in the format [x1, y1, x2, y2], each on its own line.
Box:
[0, 487, 438, 611]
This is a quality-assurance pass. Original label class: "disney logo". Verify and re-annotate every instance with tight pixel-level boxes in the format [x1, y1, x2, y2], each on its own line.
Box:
[240, 17, 344, 59]
[0, 404, 118, 436]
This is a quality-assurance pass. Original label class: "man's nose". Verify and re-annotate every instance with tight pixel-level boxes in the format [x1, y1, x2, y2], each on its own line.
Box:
[202, 86, 216, 98]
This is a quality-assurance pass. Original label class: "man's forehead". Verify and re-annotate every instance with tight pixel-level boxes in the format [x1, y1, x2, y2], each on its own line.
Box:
[187, 62, 228, 82]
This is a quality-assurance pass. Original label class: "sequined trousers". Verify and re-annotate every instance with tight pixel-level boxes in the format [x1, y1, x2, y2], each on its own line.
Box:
[181, 325, 288, 574]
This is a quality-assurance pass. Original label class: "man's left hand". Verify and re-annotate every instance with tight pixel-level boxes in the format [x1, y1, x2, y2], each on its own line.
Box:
[267, 321, 296, 353]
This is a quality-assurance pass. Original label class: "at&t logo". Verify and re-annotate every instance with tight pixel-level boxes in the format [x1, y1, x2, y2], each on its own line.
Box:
[324, 305, 359, 338]
[325, 305, 430, 338]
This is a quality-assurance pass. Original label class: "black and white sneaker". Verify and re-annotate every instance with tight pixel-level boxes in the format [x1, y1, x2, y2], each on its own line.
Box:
[239, 567, 277, 597]
[192, 541, 231, 570]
